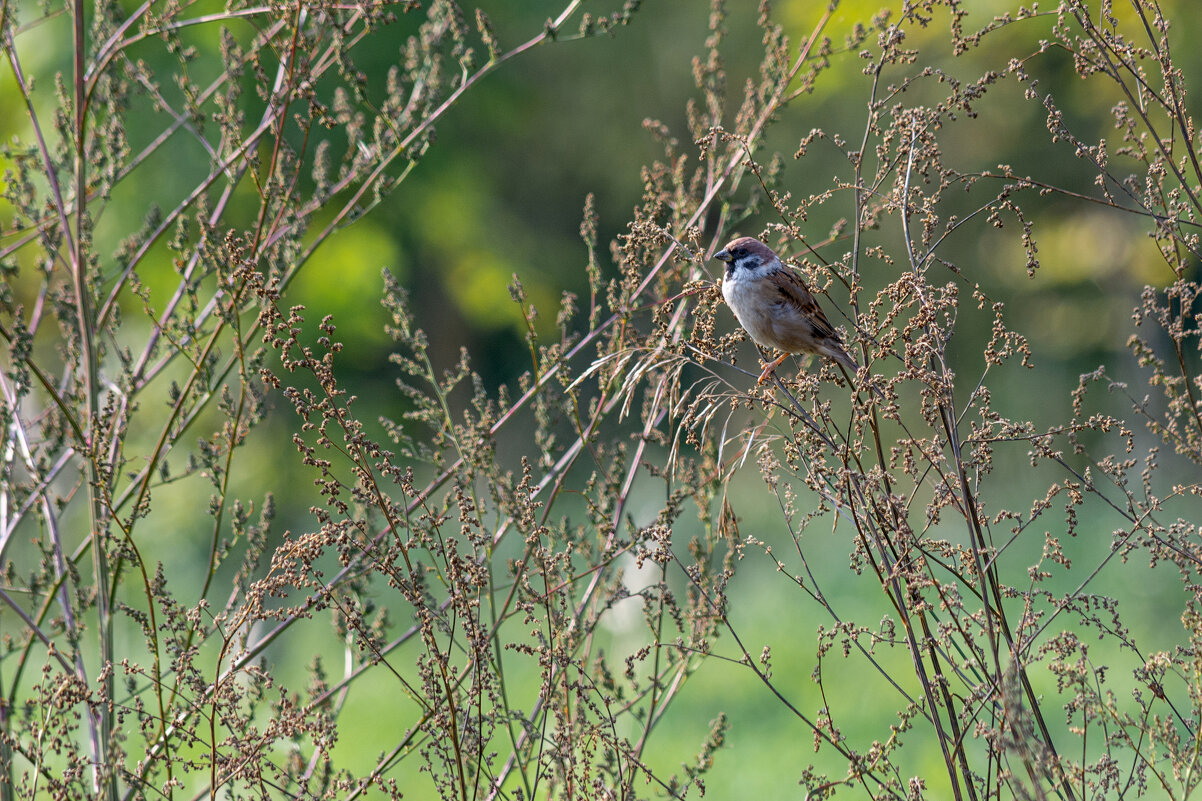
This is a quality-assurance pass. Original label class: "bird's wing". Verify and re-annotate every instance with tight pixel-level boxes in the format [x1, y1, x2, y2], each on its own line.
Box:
[767, 268, 843, 343]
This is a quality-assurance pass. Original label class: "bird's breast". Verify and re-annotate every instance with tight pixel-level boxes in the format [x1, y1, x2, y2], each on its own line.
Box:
[722, 274, 786, 349]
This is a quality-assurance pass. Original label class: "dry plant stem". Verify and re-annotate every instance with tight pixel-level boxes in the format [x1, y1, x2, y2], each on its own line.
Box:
[852, 469, 969, 798]
[879, 122, 980, 799]
[770, 482, 931, 717]
[475, 332, 724, 796]
[9, 1, 630, 797]
[103, 0, 595, 486]
[669, 6, 1202, 795]
[0, 377, 87, 703]
[871, 100, 1041, 797]
[692, 572, 900, 797]
[1071, 4, 1202, 223]
[651, 375, 914, 795]
[134, 83, 622, 801]
[861, 384, 982, 797]
[907, 138, 1081, 798]
[70, 1, 816, 625]
[0, 449, 73, 547]
[216, 0, 826, 734]
[64, 0, 116, 792]
[485, 405, 664, 799]
[502, 16, 841, 774]
[96, 6, 373, 344]
[6, 1, 1202, 798]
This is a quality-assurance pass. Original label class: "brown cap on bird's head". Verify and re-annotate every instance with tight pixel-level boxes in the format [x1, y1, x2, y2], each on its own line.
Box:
[714, 237, 778, 270]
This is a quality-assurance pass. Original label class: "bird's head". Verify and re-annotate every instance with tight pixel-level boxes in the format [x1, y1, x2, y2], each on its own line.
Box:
[714, 237, 779, 278]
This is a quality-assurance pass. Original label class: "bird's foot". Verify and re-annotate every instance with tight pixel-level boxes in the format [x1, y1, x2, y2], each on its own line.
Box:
[756, 353, 790, 385]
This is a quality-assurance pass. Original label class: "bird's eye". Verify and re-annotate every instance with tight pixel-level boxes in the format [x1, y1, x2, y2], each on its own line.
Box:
[733, 248, 745, 258]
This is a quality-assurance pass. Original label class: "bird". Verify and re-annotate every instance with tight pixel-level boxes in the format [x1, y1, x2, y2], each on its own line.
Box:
[715, 236, 858, 384]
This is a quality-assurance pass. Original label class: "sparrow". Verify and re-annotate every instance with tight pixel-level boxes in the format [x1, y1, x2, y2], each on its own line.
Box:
[715, 236, 858, 384]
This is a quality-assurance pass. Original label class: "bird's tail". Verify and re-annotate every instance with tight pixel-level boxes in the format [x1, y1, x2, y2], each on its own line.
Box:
[826, 343, 860, 373]
[826, 343, 887, 400]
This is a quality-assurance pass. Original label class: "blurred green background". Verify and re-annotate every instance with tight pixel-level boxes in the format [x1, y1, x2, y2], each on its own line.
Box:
[3, 0, 1201, 797]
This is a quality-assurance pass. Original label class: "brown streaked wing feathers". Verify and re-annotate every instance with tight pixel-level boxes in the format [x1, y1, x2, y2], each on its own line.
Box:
[772, 268, 842, 343]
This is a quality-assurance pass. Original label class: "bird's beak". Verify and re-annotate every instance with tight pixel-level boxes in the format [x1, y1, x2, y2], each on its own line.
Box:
[714, 249, 732, 262]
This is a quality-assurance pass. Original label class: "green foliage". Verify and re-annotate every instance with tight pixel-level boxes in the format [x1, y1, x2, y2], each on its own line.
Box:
[2, 1, 1202, 800]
